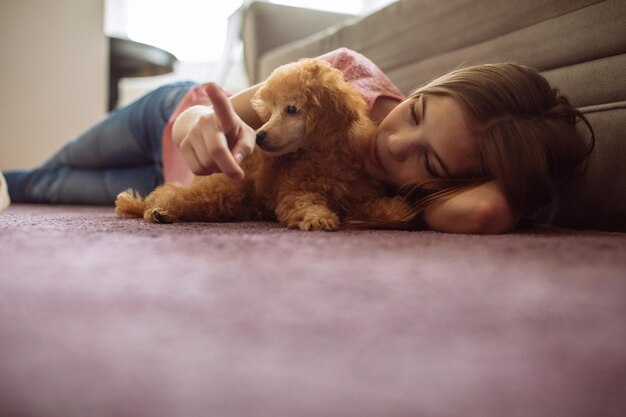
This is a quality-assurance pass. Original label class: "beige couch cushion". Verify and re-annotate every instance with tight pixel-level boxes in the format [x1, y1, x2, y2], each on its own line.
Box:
[259, 0, 605, 89]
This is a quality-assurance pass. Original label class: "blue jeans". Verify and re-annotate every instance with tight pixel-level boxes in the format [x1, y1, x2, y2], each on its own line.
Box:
[4, 81, 197, 205]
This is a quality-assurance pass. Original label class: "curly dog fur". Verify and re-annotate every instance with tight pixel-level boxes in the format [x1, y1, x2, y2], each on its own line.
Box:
[115, 59, 412, 231]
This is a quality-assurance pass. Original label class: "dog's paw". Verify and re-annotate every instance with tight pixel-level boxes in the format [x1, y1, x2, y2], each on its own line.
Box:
[145, 208, 174, 224]
[294, 212, 340, 231]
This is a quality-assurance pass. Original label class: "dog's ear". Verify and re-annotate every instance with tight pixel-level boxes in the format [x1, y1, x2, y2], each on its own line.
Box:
[326, 76, 367, 126]
[303, 60, 368, 139]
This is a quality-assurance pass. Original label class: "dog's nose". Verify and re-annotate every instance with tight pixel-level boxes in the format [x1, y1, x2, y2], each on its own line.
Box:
[256, 130, 267, 146]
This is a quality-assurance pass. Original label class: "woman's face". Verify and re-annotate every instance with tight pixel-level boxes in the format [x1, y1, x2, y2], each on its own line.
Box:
[366, 94, 482, 187]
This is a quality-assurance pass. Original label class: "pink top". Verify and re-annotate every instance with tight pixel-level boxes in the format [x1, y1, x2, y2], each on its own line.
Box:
[162, 47, 405, 186]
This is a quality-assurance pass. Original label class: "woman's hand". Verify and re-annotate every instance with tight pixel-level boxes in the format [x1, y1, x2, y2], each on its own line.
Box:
[172, 83, 257, 181]
[422, 180, 521, 234]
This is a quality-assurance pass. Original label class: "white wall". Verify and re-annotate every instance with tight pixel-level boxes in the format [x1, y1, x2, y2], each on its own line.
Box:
[0, 0, 107, 170]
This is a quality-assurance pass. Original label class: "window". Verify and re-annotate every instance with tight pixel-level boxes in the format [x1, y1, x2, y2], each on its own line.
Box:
[105, 0, 242, 62]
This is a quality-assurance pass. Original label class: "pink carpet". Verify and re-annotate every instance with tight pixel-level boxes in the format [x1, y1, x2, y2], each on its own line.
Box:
[1, 204, 625, 417]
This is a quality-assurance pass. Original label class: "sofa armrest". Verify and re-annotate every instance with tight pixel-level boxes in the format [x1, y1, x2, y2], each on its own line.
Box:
[241, 1, 353, 83]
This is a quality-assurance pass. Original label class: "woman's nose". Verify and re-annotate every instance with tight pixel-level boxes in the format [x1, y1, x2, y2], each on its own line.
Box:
[387, 132, 419, 161]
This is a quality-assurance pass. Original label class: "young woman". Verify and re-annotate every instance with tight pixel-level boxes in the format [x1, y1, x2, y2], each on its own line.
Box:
[3, 48, 594, 234]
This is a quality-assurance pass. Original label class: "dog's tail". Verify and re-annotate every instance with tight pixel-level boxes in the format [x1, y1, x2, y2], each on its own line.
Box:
[115, 189, 146, 218]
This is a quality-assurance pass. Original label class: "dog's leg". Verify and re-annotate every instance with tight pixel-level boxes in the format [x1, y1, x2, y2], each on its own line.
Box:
[275, 191, 340, 231]
[143, 175, 256, 223]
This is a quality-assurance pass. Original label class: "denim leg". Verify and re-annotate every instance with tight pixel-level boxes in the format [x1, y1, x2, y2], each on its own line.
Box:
[7, 165, 163, 205]
[4, 81, 197, 205]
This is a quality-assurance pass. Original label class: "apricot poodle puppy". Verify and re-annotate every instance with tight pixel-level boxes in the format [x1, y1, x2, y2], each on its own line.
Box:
[115, 59, 411, 230]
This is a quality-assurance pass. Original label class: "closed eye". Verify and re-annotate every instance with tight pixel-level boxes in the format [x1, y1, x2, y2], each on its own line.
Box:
[409, 97, 420, 125]
[423, 152, 438, 178]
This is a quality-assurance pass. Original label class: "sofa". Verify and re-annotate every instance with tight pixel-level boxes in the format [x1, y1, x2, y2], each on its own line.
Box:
[2, 1, 625, 417]
[241, 0, 626, 232]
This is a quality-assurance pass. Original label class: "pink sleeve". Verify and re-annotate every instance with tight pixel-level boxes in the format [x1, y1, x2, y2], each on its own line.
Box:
[317, 47, 405, 113]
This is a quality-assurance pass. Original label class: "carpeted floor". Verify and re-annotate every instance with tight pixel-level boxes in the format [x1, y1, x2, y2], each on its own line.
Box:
[1, 204, 625, 417]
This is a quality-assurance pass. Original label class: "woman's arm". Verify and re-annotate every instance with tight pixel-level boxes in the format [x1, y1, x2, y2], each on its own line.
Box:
[422, 180, 521, 234]
[171, 82, 264, 180]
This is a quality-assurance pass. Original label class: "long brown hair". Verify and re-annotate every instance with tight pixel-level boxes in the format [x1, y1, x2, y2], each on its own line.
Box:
[378, 63, 595, 229]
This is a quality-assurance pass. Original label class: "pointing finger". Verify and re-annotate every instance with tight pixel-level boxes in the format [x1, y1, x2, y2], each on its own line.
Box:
[205, 83, 239, 135]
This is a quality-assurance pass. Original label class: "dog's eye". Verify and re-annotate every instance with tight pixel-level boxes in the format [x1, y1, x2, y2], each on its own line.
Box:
[286, 105, 298, 114]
